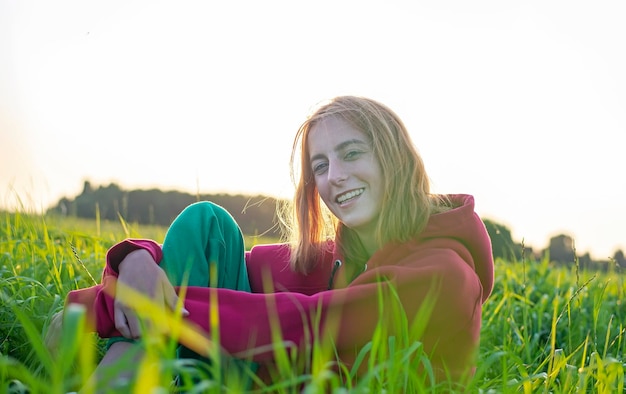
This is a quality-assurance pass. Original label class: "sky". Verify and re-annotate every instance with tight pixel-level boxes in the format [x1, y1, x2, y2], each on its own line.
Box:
[1, 1, 624, 260]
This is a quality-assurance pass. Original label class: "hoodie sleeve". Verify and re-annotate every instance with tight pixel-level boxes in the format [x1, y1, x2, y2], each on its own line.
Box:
[93, 244, 483, 378]
[103, 238, 163, 275]
[64, 239, 163, 328]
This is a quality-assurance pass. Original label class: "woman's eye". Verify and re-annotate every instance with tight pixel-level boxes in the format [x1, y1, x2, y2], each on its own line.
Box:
[344, 150, 362, 160]
[312, 163, 328, 174]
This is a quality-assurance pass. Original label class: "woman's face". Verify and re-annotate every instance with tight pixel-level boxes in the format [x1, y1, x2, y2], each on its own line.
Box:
[308, 116, 384, 240]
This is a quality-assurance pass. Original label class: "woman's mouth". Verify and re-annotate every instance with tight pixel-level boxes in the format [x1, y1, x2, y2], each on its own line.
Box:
[336, 188, 365, 204]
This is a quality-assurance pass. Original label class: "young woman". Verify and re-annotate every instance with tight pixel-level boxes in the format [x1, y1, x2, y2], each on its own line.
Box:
[56, 96, 494, 390]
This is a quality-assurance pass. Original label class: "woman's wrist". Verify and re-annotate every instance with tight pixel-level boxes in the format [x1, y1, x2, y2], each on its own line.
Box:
[118, 249, 154, 272]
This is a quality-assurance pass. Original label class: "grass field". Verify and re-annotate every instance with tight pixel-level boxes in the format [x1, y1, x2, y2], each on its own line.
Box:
[1, 209, 624, 393]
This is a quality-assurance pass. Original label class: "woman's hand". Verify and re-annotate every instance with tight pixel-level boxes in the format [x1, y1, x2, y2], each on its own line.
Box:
[114, 249, 188, 338]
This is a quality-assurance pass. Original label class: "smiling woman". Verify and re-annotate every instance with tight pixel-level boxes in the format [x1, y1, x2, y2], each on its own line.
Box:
[50, 95, 495, 392]
[289, 96, 446, 275]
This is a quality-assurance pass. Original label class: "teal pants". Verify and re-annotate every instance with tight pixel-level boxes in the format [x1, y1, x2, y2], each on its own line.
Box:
[109, 201, 256, 385]
[160, 201, 251, 291]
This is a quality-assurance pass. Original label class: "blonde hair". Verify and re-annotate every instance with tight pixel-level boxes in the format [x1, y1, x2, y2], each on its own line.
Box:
[284, 96, 446, 274]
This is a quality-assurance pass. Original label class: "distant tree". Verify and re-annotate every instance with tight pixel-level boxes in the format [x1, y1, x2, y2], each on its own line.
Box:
[82, 180, 93, 194]
[578, 252, 592, 270]
[547, 234, 576, 265]
[614, 250, 625, 268]
[516, 243, 539, 262]
[482, 219, 521, 261]
[56, 197, 71, 216]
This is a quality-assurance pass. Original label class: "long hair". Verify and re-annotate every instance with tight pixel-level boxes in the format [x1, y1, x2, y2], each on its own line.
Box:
[285, 96, 444, 273]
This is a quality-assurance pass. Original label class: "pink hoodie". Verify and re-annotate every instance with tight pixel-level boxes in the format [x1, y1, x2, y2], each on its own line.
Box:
[66, 194, 494, 382]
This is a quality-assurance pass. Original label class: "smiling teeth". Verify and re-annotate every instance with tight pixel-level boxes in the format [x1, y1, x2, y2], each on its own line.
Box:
[337, 189, 364, 203]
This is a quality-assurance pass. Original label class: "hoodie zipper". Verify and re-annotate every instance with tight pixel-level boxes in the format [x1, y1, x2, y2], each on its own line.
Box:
[327, 260, 368, 290]
[328, 260, 342, 290]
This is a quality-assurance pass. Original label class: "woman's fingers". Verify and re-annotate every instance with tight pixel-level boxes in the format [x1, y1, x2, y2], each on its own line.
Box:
[114, 282, 186, 339]
[162, 275, 189, 317]
[125, 309, 143, 338]
[114, 301, 134, 338]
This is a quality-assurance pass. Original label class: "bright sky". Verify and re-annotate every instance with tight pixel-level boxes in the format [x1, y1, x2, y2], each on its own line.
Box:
[1, 1, 624, 260]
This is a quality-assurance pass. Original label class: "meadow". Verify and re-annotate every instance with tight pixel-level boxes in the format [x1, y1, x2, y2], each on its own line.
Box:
[0, 209, 624, 393]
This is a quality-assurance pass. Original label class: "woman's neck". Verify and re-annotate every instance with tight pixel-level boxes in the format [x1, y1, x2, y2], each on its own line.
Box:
[355, 231, 378, 260]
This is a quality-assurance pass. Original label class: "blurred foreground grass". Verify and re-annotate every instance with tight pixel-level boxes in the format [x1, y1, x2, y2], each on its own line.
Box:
[0, 209, 624, 393]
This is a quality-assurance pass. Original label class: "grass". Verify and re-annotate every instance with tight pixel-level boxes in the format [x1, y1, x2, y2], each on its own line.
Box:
[0, 208, 624, 393]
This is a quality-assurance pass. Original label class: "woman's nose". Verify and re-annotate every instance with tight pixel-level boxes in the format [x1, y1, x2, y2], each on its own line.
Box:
[328, 161, 348, 184]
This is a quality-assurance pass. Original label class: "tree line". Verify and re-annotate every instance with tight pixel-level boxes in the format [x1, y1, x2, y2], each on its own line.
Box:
[50, 181, 625, 270]
[481, 219, 624, 270]
[50, 181, 282, 238]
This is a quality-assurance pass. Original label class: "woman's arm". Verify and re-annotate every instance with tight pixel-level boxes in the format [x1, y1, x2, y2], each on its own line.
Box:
[93, 247, 483, 380]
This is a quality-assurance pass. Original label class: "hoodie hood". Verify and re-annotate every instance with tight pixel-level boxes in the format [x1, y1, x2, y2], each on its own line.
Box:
[419, 194, 494, 301]
[340, 193, 494, 302]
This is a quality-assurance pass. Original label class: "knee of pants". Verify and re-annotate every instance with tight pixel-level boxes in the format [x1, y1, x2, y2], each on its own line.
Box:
[180, 201, 241, 232]
[161, 201, 248, 289]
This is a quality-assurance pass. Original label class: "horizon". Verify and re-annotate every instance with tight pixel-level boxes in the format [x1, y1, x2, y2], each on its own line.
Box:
[24, 179, 625, 261]
[1, 1, 624, 260]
